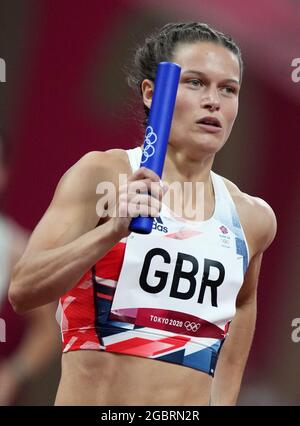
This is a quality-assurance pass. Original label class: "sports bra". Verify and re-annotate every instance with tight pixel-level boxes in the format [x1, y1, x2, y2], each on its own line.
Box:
[57, 147, 249, 376]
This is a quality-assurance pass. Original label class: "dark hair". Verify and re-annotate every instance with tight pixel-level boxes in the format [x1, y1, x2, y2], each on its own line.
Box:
[127, 22, 243, 126]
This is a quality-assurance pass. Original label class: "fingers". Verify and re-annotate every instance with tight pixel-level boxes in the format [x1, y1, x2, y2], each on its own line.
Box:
[129, 166, 160, 184]
[129, 204, 160, 218]
[127, 179, 163, 201]
[119, 192, 161, 218]
[116, 167, 169, 219]
[120, 168, 168, 201]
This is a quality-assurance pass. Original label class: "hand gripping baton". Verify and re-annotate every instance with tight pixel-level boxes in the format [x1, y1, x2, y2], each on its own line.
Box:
[129, 62, 181, 234]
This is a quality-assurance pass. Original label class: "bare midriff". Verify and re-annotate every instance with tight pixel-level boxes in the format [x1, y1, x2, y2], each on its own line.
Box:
[55, 350, 212, 405]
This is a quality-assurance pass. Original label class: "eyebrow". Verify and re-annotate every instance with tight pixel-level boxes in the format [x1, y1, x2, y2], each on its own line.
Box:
[182, 69, 240, 85]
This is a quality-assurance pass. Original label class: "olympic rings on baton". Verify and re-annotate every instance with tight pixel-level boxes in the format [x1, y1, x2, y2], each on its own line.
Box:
[141, 126, 158, 164]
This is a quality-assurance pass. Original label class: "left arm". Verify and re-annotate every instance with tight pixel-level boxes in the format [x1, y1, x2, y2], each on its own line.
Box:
[210, 195, 277, 406]
[0, 221, 60, 405]
[0, 303, 60, 406]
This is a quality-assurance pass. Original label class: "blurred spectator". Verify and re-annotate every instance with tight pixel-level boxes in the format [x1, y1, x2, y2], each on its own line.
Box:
[0, 128, 60, 405]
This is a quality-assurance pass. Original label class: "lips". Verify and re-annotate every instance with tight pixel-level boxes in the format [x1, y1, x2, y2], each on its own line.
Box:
[196, 116, 221, 128]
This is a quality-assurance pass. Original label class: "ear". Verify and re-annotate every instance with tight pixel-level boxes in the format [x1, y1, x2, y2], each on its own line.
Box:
[141, 79, 154, 109]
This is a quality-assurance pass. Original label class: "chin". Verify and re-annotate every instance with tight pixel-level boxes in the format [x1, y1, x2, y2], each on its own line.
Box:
[192, 137, 225, 154]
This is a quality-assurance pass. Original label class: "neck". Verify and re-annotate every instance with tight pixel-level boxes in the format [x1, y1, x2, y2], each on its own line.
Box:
[160, 144, 215, 222]
[162, 143, 215, 185]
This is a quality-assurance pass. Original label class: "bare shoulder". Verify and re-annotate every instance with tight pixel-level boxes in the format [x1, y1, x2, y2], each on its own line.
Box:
[55, 148, 131, 199]
[79, 148, 129, 166]
[65, 148, 130, 181]
[20, 149, 132, 254]
[221, 176, 277, 257]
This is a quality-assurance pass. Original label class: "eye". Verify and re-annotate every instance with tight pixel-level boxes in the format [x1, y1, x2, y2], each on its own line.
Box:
[187, 79, 204, 87]
[220, 86, 237, 95]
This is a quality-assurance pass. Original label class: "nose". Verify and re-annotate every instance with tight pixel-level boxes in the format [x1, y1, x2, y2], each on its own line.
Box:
[200, 87, 220, 112]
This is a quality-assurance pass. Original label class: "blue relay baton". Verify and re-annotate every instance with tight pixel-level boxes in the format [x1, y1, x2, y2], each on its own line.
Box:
[129, 61, 181, 234]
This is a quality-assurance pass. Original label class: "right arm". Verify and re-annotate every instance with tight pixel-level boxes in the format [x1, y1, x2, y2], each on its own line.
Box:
[9, 151, 164, 313]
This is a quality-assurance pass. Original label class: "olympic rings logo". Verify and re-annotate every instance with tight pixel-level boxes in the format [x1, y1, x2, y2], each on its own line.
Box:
[184, 321, 201, 333]
[141, 126, 158, 164]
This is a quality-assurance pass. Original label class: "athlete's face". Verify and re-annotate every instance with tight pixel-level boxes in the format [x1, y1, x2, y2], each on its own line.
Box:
[143, 41, 241, 155]
[171, 42, 240, 153]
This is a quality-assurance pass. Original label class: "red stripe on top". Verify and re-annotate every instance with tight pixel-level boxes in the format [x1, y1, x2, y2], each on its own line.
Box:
[94, 241, 126, 281]
[166, 229, 202, 240]
[60, 241, 126, 351]
[96, 292, 113, 301]
[60, 271, 96, 350]
[106, 335, 190, 357]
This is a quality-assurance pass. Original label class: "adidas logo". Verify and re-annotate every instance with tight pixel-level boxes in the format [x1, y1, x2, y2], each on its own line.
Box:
[153, 216, 168, 233]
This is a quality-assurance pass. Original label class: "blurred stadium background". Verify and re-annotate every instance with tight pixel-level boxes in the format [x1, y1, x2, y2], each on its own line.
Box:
[0, 0, 300, 405]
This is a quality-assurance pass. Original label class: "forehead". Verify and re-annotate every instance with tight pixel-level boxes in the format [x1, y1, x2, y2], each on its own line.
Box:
[172, 41, 240, 81]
